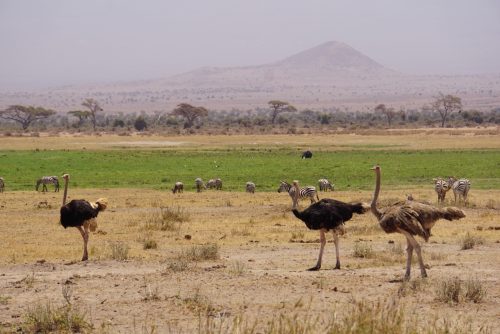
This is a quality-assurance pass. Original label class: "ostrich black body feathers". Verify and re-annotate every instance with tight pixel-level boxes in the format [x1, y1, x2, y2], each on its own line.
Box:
[60, 200, 101, 228]
[292, 198, 367, 231]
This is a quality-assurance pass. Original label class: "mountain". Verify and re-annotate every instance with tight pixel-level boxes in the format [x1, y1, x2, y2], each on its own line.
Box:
[1, 41, 499, 112]
[163, 41, 397, 88]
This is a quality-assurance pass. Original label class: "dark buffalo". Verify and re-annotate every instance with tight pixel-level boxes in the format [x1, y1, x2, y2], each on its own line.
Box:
[301, 150, 313, 159]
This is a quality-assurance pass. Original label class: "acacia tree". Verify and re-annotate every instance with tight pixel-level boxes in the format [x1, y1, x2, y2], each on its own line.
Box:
[432, 93, 462, 127]
[171, 103, 208, 128]
[81, 98, 103, 131]
[0, 105, 55, 130]
[68, 110, 91, 128]
[374, 104, 396, 126]
[268, 100, 297, 124]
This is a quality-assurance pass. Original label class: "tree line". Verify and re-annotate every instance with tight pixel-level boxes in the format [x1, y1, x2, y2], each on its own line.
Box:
[0, 94, 498, 134]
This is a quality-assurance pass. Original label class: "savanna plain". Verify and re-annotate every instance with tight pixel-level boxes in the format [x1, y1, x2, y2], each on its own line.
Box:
[0, 129, 499, 333]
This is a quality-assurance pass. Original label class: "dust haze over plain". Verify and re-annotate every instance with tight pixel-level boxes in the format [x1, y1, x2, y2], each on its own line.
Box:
[0, 0, 499, 91]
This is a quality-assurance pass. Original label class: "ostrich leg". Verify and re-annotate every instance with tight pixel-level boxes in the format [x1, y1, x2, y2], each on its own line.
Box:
[308, 229, 326, 271]
[404, 239, 414, 279]
[77, 226, 89, 261]
[332, 230, 341, 269]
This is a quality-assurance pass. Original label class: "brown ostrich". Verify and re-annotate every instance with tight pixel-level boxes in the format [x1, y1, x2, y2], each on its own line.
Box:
[60, 174, 108, 261]
[370, 165, 465, 279]
[291, 181, 369, 271]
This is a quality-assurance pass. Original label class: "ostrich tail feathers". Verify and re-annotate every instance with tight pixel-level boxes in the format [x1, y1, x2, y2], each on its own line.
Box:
[291, 209, 301, 219]
[443, 207, 466, 220]
[360, 203, 371, 213]
[94, 198, 108, 211]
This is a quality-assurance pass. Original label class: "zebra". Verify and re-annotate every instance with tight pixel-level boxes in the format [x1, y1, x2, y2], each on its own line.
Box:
[245, 181, 256, 193]
[433, 177, 451, 204]
[452, 178, 471, 205]
[318, 178, 334, 192]
[194, 178, 206, 193]
[0, 177, 4, 193]
[278, 180, 319, 204]
[172, 181, 184, 194]
[36, 176, 59, 192]
[207, 178, 222, 190]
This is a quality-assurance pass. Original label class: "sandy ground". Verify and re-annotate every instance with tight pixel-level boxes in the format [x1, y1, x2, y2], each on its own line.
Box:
[0, 188, 499, 333]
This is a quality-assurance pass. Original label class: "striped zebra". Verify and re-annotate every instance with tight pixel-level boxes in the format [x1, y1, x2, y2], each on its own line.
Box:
[0, 177, 4, 193]
[318, 178, 334, 192]
[36, 176, 59, 192]
[433, 177, 451, 204]
[194, 178, 206, 193]
[207, 178, 222, 190]
[245, 181, 256, 193]
[278, 180, 319, 204]
[172, 181, 184, 194]
[452, 178, 471, 205]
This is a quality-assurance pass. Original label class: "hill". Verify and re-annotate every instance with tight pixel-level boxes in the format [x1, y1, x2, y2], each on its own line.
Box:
[1, 41, 499, 112]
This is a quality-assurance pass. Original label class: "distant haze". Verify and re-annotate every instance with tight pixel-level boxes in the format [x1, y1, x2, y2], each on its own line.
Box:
[1, 0, 500, 90]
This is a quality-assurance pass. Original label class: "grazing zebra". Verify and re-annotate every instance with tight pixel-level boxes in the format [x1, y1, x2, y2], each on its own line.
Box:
[452, 178, 471, 205]
[318, 178, 334, 192]
[172, 182, 184, 194]
[36, 176, 59, 192]
[206, 178, 222, 190]
[278, 180, 319, 204]
[433, 177, 451, 204]
[245, 181, 256, 193]
[194, 178, 206, 193]
[0, 177, 4, 193]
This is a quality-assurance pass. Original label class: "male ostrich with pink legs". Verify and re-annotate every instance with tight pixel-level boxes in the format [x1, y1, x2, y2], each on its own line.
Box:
[60, 174, 108, 261]
[370, 165, 465, 279]
[291, 181, 369, 271]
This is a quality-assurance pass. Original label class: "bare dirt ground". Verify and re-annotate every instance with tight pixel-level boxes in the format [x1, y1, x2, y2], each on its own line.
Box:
[0, 187, 499, 333]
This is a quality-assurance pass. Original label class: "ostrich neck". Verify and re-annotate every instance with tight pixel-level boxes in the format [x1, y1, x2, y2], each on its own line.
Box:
[371, 169, 383, 219]
[62, 178, 69, 206]
[292, 184, 300, 209]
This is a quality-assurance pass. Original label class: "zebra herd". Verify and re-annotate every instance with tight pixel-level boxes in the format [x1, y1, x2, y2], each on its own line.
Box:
[433, 177, 471, 205]
[0, 174, 472, 206]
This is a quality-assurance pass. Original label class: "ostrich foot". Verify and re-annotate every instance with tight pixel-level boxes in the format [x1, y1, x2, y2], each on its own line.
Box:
[333, 264, 341, 270]
[81, 255, 88, 261]
[404, 274, 411, 281]
[307, 265, 321, 271]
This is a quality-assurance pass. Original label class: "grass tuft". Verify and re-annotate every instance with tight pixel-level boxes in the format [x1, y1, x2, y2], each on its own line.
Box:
[109, 242, 130, 261]
[353, 242, 374, 258]
[181, 244, 219, 262]
[22, 302, 92, 333]
[145, 206, 188, 231]
[459, 232, 484, 250]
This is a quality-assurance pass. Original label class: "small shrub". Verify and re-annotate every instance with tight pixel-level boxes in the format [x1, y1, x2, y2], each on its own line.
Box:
[182, 243, 219, 261]
[436, 277, 461, 304]
[290, 231, 305, 240]
[22, 302, 92, 333]
[141, 234, 158, 250]
[109, 242, 130, 261]
[353, 242, 374, 258]
[460, 233, 484, 250]
[228, 260, 247, 276]
[464, 277, 487, 303]
[145, 206, 188, 232]
[167, 259, 189, 272]
[398, 278, 426, 297]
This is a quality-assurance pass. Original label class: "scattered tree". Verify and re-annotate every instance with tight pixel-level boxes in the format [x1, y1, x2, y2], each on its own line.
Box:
[375, 104, 396, 126]
[82, 98, 103, 131]
[171, 103, 208, 128]
[432, 93, 462, 127]
[268, 100, 297, 124]
[0, 105, 55, 130]
[68, 110, 91, 128]
[134, 117, 147, 131]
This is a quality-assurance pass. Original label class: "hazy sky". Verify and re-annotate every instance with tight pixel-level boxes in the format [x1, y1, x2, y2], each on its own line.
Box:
[1, 0, 499, 90]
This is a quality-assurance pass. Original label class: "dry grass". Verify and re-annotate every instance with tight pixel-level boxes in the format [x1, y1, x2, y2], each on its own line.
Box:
[459, 232, 485, 250]
[22, 302, 92, 333]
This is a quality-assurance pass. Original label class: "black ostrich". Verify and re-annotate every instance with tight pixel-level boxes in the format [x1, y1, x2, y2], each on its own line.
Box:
[370, 165, 465, 279]
[60, 174, 108, 261]
[291, 181, 369, 270]
[301, 150, 312, 159]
